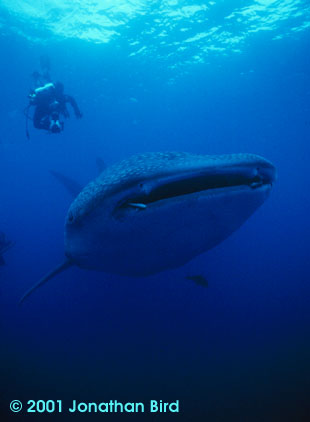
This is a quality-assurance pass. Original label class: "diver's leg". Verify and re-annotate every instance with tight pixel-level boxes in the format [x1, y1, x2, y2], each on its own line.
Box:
[33, 107, 50, 130]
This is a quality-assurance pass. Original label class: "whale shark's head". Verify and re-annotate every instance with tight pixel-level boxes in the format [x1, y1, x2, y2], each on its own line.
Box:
[64, 152, 276, 276]
[19, 151, 276, 305]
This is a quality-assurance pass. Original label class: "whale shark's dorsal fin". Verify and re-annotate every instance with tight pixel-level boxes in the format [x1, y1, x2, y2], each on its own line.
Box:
[19, 260, 72, 305]
[50, 170, 82, 198]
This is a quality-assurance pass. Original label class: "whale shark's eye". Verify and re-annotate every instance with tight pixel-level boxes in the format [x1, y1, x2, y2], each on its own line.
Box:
[68, 212, 74, 223]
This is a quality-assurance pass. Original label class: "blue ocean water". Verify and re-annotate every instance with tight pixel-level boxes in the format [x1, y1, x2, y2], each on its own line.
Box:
[0, 1, 309, 421]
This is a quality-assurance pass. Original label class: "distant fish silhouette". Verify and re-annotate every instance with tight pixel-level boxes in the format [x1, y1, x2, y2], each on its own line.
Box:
[186, 275, 208, 287]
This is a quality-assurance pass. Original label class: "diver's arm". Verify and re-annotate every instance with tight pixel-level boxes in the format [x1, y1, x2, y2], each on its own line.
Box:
[65, 95, 82, 118]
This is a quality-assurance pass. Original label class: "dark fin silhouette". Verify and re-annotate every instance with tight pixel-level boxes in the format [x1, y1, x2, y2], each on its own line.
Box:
[50, 170, 82, 198]
[186, 275, 208, 287]
[19, 260, 72, 305]
[0, 255, 5, 266]
[96, 158, 106, 174]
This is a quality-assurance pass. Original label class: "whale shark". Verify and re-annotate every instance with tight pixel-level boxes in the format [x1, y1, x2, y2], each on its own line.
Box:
[20, 151, 276, 303]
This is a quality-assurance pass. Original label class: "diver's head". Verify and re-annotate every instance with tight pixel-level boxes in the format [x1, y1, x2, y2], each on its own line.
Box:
[55, 81, 64, 95]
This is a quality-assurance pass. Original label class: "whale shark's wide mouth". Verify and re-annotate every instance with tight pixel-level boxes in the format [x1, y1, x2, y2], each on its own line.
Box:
[118, 163, 276, 211]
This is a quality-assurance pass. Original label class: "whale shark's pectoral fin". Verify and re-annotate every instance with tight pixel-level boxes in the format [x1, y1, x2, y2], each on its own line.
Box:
[19, 260, 73, 305]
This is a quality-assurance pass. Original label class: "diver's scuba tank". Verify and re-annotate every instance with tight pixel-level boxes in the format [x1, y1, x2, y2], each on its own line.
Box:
[28, 82, 55, 105]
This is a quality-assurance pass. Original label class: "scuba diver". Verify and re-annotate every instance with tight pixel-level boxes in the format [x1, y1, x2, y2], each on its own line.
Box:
[25, 56, 82, 136]
[28, 81, 83, 133]
[0, 232, 14, 266]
